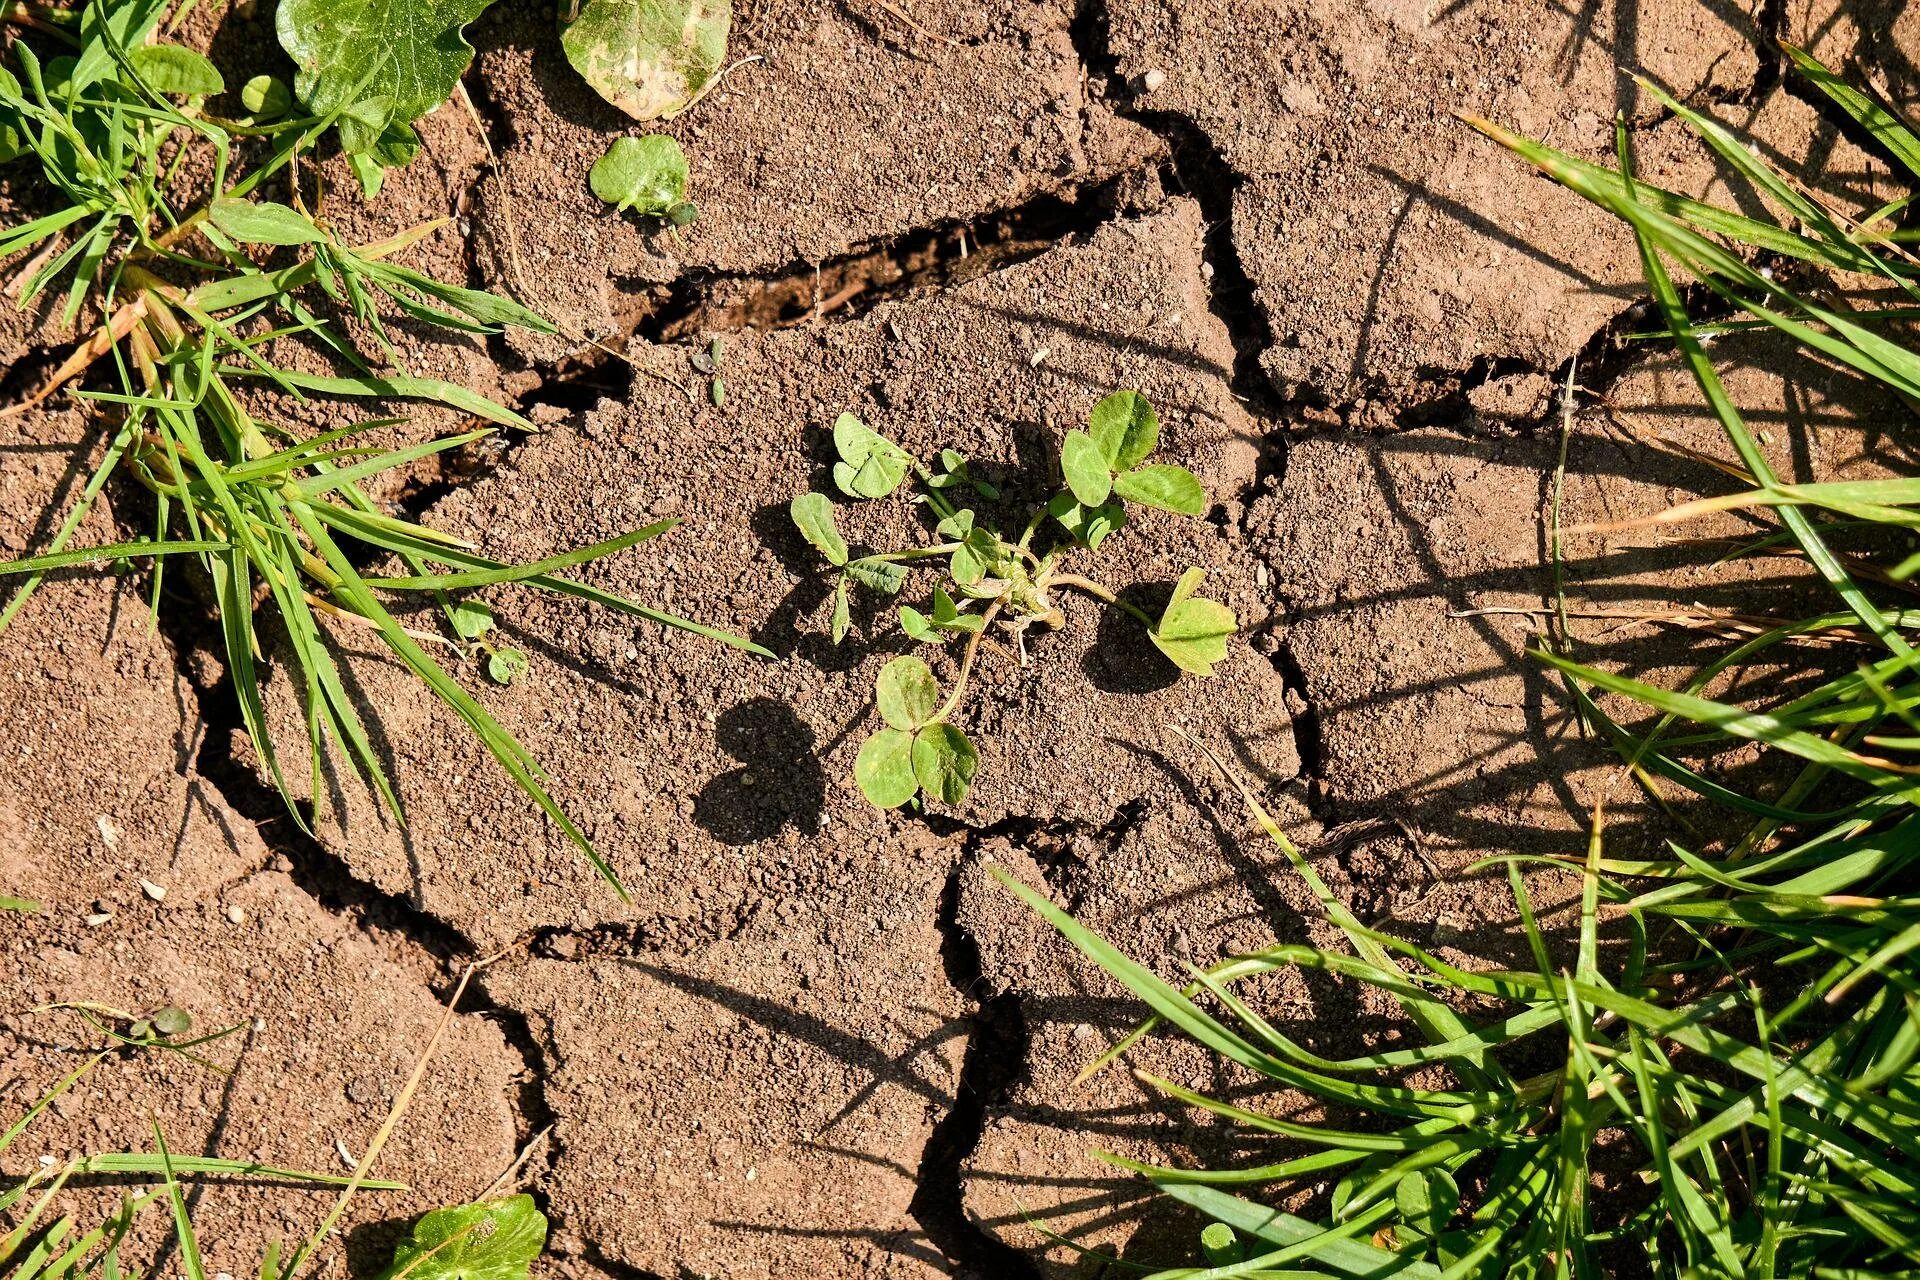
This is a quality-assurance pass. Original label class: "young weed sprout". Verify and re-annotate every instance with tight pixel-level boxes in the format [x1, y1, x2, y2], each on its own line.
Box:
[789, 392, 1236, 809]
[0, 0, 765, 899]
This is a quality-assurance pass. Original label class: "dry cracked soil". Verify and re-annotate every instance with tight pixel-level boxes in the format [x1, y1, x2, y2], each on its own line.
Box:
[1, 0, 1915, 1277]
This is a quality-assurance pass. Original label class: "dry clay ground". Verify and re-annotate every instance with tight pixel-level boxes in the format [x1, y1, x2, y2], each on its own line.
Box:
[2, 0, 1917, 1277]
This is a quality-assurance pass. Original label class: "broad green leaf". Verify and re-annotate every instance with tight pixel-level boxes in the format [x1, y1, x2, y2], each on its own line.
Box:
[1113, 464, 1205, 516]
[588, 134, 690, 216]
[899, 605, 939, 643]
[383, 1195, 547, 1280]
[855, 728, 918, 808]
[1397, 1169, 1458, 1236]
[831, 413, 910, 499]
[128, 44, 223, 96]
[1151, 568, 1235, 676]
[487, 648, 530, 685]
[277, 0, 494, 150]
[844, 556, 907, 594]
[1060, 428, 1112, 507]
[1047, 492, 1126, 549]
[241, 74, 293, 117]
[875, 656, 940, 730]
[208, 198, 327, 247]
[450, 599, 495, 641]
[789, 492, 848, 566]
[1088, 390, 1159, 470]
[561, 0, 732, 122]
[949, 541, 986, 586]
[911, 723, 977, 806]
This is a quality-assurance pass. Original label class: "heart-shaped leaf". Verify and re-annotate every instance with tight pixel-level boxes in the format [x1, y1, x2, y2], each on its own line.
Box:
[1060, 428, 1112, 507]
[589, 134, 689, 215]
[876, 655, 940, 730]
[1150, 568, 1236, 676]
[561, 0, 732, 122]
[855, 728, 918, 808]
[831, 413, 910, 499]
[449, 599, 495, 641]
[912, 723, 977, 806]
[1113, 464, 1205, 516]
[486, 647, 530, 685]
[1047, 492, 1126, 549]
[385, 1195, 546, 1280]
[277, 0, 494, 150]
[1088, 390, 1159, 471]
[788, 492, 847, 566]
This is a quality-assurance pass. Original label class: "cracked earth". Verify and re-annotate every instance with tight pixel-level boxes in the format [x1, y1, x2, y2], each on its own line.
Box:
[4, 0, 1919, 1276]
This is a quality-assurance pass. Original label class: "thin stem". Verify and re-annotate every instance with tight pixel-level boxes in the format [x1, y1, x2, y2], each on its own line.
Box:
[877, 543, 961, 562]
[932, 597, 1005, 724]
[1047, 572, 1155, 628]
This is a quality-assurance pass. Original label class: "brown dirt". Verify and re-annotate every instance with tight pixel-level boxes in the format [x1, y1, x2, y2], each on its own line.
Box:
[2, 0, 1914, 1276]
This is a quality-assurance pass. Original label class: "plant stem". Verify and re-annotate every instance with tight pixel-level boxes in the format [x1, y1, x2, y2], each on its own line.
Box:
[1046, 572, 1155, 628]
[932, 597, 1005, 724]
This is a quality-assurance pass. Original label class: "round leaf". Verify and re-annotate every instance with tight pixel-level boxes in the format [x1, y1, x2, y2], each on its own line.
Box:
[450, 599, 495, 641]
[561, 0, 732, 121]
[277, 0, 493, 139]
[911, 723, 978, 806]
[875, 655, 940, 730]
[487, 647, 530, 685]
[387, 1194, 547, 1280]
[855, 728, 918, 808]
[150, 1006, 192, 1037]
[1088, 390, 1159, 471]
[789, 492, 848, 566]
[241, 74, 293, 117]
[1112, 464, 1205, 516]
[1060, 429, 1112, 507]
[128, 45, 224, 97]
[831, 413, 909, 499]
[588, 134, 689, 216]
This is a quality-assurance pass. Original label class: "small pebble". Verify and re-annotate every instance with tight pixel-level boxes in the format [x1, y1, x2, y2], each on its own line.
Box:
[139, 879, 167, 902]
[1141, 68, 1167, 92]
[225, 904, 246, 925]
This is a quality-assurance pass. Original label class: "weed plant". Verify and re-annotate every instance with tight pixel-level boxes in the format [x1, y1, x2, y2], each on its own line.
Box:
[1004, 49, 1920, 1278]
[0, 0, 764, 898]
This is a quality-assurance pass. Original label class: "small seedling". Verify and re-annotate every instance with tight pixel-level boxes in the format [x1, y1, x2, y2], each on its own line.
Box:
[789, 391, 1235, 809]
[590, 133, 697, 225]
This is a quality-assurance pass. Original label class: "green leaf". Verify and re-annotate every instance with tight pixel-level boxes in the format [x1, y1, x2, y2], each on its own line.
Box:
[1396, 1169, 1458, 1236]
[383, 1195, 547, 1280]
[276, 0, 494, 150]
[450, 599, 495, 641]
[1088, 390, 1159, 471]
[911, 723, 977, 806]
[1047, 492, 1126, 549]
[829, 577, 851, 643]
[560, 0, 732, 122]
[486, 648, 529, 685]
[150, 1006, 192, 1037]
[899, 606, 939, 643]
[789, 492, 848, 566]
[1150, 568, 1235, 676]
[128, 45, 224, 96]
[588, 134, 689, 216]
[1060, 428, 1112, 507]
[855, 728, 918, 808]
[876, 656, 941, 730]
[241, 74, 293, 117]
[831, 413, 910, 499]
[844, 557, 907, 594]
[1113, 464, 1205, 516]
[0, 896, 39, 913]
[208, 198, 327, 247]
[949, 541, 986, 586]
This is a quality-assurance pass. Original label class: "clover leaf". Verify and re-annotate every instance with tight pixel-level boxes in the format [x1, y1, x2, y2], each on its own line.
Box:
[1149, 568, 1236, 676]
[589, 134, 694, 221]
[856, 657, 977, 808]
[381, 1195, 547, 1280]
[832, 413, 910, 499]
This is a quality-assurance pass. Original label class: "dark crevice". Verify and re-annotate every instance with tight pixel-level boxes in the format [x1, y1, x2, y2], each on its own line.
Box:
[1269, 640, 1327, 793]
[1069, 0, 1284, 425]
[908, 862, 1038, 1280]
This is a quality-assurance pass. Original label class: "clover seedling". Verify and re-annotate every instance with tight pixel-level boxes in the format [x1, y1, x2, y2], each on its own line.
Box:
[789, 391, 1236, 809]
